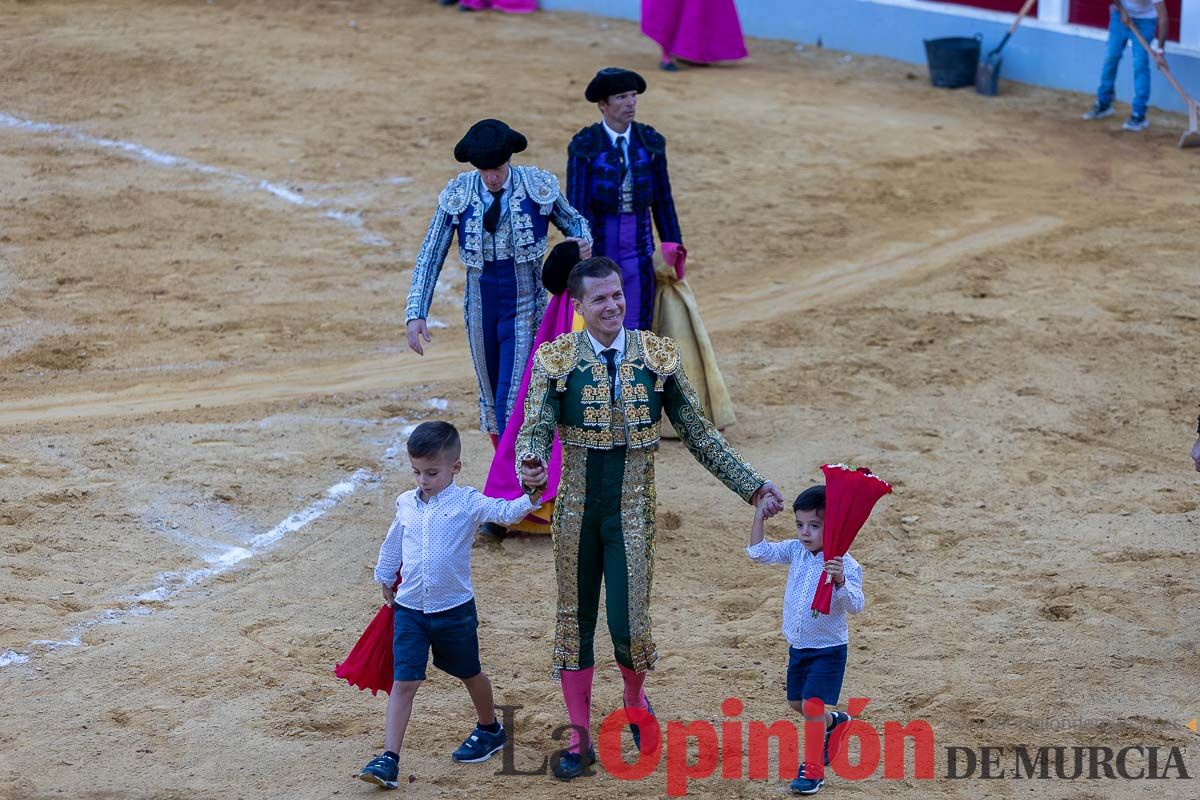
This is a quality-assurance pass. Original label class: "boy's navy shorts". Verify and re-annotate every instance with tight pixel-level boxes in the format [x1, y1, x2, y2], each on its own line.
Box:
[392, 598, 481, 682]
[786, 643, 848, 706]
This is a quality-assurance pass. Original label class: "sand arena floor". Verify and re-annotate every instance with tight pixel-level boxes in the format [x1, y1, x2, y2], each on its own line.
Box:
[1, 1, 1198, 798]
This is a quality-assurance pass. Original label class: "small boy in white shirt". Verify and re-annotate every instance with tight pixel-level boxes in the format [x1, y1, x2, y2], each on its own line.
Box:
[747, 485, 864, 795]
[357, 421, 540, 789]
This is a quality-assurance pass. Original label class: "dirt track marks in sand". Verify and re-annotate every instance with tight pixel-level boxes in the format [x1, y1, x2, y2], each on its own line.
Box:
[0, 349, 456, 427]
[740, 214, 1063, 309]
[0, 215, 1062, 427]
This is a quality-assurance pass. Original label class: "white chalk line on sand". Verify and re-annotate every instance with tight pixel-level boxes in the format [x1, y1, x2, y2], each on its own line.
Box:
[0, 111, 396, 247]
[0, 111, 472, 334]
[0, 419, 427, 670]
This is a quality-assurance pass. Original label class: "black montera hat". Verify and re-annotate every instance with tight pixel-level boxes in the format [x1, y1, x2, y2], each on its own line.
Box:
[584, 67, 647, 103]
[541, 240, 582, 296]
[453, 119, 528, 170]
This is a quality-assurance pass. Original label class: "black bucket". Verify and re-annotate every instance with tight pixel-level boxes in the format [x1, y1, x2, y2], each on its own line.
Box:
[923, 34, 982, 89]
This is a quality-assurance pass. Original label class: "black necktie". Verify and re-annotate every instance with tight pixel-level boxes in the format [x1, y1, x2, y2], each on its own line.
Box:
[483, 189, 504, 234]
[602, 348, 618, 402]
[615, 135, 627, 179]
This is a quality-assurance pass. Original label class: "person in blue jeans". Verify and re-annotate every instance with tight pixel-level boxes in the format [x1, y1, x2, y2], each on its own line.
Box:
[1083, 1, 1169, 131]
[747, 485, 864, 795]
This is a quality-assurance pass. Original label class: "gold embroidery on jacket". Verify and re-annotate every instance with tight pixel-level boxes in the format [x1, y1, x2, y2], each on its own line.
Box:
[621, 447, 659, 672]
[551, 444, 589, 676]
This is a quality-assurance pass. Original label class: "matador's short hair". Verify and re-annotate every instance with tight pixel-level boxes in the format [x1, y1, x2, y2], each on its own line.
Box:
[567, 256, 622, 300]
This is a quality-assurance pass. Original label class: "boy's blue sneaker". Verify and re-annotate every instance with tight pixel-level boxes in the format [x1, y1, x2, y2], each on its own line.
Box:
[790, 763, 824, 795]
[551, 746, 596, 781]
[452, 724, 506, 763]
[1123, 114, 1149, 132]
[1082, 101, 1114, 120]
[358, 754, 399, 789]
[824, 711, 852, 765]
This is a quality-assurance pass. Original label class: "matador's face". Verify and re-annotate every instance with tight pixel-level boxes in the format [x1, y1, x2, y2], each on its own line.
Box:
[599, 91, 637, 129]
[573, 271, 625, 343]
[477, 162, 510, 193]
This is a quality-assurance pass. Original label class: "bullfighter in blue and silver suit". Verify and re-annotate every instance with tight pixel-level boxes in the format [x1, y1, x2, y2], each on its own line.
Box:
[405, 119, 592, 437]
[567, 68, 682, 331]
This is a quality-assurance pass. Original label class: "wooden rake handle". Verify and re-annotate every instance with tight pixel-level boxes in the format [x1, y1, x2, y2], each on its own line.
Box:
[990, 0, 1038, 55]
[1006, 0, 1039, 36]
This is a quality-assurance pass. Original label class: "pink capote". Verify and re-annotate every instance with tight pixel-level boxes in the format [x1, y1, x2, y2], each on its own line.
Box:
[482, 291, 575, 512]
[641, 0, 748, 64]
[810, 464, 892, 616]
[459, 0, 537, 12]
[661, 242, 686, 280]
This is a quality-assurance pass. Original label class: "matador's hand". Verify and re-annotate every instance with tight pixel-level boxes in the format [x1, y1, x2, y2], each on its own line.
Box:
[406, 319, 431, 356]
[567, 237, 592, 260]
[521, 455, 548, 489]
[752, 481, 784, 519]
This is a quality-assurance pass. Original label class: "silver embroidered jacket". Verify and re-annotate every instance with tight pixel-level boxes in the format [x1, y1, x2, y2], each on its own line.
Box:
[404, 165, 592, 323]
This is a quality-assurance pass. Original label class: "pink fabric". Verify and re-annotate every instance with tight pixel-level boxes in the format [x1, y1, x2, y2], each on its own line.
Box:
[641, 0, 748, 63]
[483, 292, 573, 504]
[460, 0, 537, 12]
[618, 663, 648, 709]
[660, 242, 687, 280]
[619, 664, 659, 754]
[560, 666, 595, 753]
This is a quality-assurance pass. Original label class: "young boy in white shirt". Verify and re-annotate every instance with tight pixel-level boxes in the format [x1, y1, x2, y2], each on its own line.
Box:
[747, 485, 864, 795]
[357, 421, 541, 789]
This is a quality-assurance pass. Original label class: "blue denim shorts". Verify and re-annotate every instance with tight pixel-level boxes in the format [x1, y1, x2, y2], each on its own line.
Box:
[786, 644, 848, 706]
[392, 598, 481, 681]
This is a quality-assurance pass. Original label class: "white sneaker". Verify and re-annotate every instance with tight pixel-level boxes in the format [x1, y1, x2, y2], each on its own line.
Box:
[1082, 102, 1114, 120]
[1122, 115, 1149, 131]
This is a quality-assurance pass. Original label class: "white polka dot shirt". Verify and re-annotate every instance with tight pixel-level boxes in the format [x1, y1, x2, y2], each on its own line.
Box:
[747, 539, 864, 650]
[374, 482, 535, 613]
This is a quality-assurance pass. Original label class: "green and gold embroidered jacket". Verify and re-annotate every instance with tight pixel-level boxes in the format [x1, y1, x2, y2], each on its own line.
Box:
[516, 329, 765, 502]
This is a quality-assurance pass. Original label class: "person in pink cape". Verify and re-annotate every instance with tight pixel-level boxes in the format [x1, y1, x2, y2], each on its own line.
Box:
[482, 240, 584, 534]
[459, 0, 536, 13]
[641, 0, 748, 71]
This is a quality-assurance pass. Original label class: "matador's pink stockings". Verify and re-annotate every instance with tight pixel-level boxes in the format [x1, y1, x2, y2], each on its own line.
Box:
[619, 663, 649, 710]
[560, 666, 595, 753]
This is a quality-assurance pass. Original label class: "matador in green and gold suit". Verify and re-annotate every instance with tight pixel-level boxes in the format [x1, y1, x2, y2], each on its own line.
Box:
[516, 324, 768, 764]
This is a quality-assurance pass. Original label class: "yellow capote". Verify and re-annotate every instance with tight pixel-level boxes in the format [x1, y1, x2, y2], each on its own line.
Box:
[651, 256, 736, 437]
